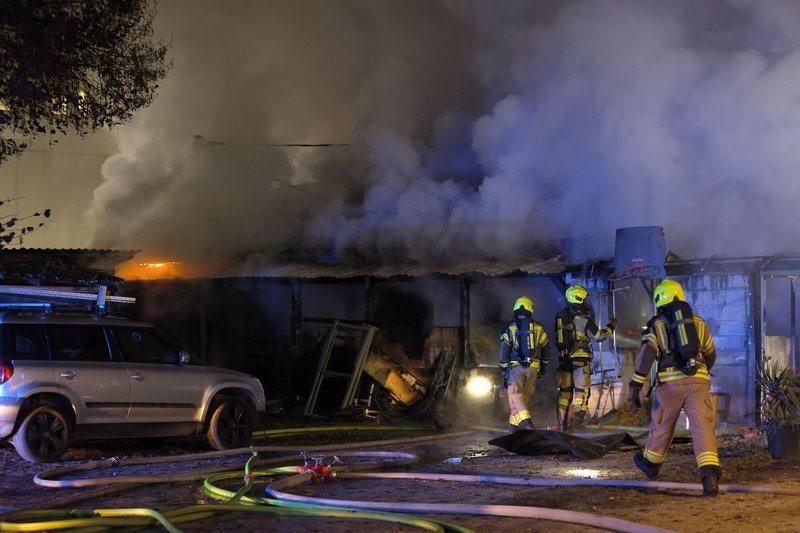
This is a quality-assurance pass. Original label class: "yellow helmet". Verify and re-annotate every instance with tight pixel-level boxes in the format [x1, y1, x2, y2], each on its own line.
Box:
[513, 296, 533, 314]
[565, 285, 588, 304]
[653, 279, 685, 308]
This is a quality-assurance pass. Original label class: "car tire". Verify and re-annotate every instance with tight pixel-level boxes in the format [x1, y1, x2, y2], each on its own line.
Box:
[206, 398, 255, 450]
[11, 403, 71, 463]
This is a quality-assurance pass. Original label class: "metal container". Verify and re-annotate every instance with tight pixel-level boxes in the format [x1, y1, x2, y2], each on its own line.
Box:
[613, 226, 666, 277]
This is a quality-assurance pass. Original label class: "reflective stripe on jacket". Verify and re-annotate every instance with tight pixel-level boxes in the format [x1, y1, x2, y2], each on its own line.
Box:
[631, 312, 716, 386]
[555, 305, 611, 360]
[500, 316, 550, 368]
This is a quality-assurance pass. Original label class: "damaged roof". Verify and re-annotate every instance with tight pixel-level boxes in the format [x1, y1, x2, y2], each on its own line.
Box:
[248, 255, 567, 279]
[0, 248, 137, 286]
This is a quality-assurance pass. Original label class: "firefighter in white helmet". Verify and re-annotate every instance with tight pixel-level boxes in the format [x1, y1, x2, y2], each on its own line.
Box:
[499, 296, 550, 431]
[628, 279, 721, 496]
[554, 285, 617, 430]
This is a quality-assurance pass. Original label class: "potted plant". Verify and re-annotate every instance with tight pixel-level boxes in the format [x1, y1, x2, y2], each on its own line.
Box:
[755, 361, 800, 458]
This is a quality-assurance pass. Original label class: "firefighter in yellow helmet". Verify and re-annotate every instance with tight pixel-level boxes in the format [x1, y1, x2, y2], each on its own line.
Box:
[499, 296, 550, 431]
[628, 279, 721, 496]
[554, 285, 617, 430]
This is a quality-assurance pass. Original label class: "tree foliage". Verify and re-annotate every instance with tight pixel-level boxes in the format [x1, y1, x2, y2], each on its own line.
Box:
[0, 0, 171, 160]
[0, 200, 51, 245]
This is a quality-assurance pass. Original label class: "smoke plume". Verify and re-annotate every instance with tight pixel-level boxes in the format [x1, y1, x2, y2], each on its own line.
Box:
[88, 0, 800, 271]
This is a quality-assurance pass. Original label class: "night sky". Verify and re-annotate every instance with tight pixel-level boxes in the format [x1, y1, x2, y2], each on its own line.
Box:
[79, 0, 800, 271]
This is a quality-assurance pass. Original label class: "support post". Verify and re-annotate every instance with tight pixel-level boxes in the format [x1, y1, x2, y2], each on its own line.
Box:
[792, 276, 797, 371]
[753, 263, 765, 426]
[364, 277, 375, 323]
[460, 277, 472, 367]
[291, 279, 302, 356]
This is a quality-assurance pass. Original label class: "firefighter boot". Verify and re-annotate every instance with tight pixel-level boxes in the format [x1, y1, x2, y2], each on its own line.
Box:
[518, 419, 534, 431]
[508, 423, 519, 433]
[572, 410, 586, 428]
[700, 466, 722, 497]
[633, 451, 661, 480]
[557, 406, 569, 431]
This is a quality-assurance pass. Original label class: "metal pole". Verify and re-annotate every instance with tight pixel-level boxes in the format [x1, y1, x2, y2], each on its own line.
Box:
[611, 283, 618, 367]
[753, 265, 765, 425]
[460, 278, 472, 368]
[364, 277, 375, 323]
[291, 280, 302, 355]
[792, 277, 797, 371]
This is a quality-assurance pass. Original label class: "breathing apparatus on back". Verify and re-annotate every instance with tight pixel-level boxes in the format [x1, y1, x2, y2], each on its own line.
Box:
[654, 280, 701, 375]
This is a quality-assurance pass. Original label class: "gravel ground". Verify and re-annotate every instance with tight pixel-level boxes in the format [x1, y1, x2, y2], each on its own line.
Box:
[1, 425, 800, 533]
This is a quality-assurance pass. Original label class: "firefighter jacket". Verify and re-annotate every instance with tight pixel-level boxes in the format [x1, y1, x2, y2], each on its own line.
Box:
[555, 303, 612, 363]
[499, 311, 550, 372]
[630, 308, 717, 388]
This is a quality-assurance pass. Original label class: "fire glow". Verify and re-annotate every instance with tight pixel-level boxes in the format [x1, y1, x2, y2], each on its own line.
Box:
[116, 259, 183, 280]
[115, 257, 236, 280]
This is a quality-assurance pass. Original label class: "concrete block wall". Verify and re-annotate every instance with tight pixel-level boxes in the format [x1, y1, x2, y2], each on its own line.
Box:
[680, 274, 753, 423]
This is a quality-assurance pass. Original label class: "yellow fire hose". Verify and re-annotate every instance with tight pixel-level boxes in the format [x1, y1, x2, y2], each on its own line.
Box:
[1, 448, 470, 533]
[1, 429, 475, 532]
[34, 430, 473, 488]
[5, 426, 794, 533]
[251, 424, 426, 438]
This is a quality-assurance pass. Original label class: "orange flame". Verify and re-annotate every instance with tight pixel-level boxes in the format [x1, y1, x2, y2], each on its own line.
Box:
[116, 259, 184, 280]
[116, 257, 236, 280]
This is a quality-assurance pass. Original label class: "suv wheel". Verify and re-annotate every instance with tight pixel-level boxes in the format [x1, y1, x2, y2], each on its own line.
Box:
[12, 403, 71, 463]
[206, 398, 255, 450]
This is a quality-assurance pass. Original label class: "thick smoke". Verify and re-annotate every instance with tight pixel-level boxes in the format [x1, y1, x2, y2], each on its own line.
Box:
[88, 0, 800, 271]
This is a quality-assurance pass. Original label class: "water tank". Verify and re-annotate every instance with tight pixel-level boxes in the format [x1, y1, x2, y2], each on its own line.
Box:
[613, 226, 666, 278]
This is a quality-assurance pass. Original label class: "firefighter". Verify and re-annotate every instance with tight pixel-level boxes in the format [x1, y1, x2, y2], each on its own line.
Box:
[628, 279, 721, 497]
[555, 285, 617, 430]
[499, 296, 550, 431]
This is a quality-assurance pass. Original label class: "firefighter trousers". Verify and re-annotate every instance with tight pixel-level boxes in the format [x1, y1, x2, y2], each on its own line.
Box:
[556, 361, 591, 428]
[643, 377, 720, 470]
[507, 364, 536, 427]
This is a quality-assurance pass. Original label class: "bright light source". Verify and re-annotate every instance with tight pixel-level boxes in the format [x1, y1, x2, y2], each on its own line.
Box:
[142, 262, 179, 269]
[465, 376, 492, 398]
[567, 468, 600, 478]
[116, 259, 184, 280]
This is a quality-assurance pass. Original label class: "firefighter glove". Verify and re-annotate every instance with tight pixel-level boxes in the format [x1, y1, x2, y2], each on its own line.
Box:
[628, 386, 642, 412]
[607, 317, 618, 332]
[537, 362, 547, 378]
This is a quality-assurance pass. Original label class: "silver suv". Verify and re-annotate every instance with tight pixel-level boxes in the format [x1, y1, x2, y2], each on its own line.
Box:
[0, 308, 266, 462]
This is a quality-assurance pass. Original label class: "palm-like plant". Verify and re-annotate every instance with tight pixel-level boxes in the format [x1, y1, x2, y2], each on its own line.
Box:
[756, 361, 800, 428]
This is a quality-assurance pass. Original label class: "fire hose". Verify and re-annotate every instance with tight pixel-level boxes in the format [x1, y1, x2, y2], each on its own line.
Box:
[3, 427, 800, 533]
[2, 430, 472, 533]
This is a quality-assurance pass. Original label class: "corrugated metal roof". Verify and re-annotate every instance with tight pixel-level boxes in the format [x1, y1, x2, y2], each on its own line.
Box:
[1, 248, 138, 260]
[246, 255, 567, 279]
[0, 248, 138, 286]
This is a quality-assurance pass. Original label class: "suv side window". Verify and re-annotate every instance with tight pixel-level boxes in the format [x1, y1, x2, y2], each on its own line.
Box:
[111, 327, 180, 365]
[2, 324, 49, 361]
[49, 326, 112, 362]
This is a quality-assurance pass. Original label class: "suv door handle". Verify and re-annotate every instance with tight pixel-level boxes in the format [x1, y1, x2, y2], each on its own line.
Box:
[60, 371, 76, 380]
[130, 373, 146, 382]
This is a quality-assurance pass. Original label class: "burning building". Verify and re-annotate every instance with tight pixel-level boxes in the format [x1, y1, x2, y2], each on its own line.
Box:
[106, 225, 793, 430]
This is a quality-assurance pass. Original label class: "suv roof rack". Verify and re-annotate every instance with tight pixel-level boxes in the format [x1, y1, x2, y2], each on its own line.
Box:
[0, 285, 135, 316]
